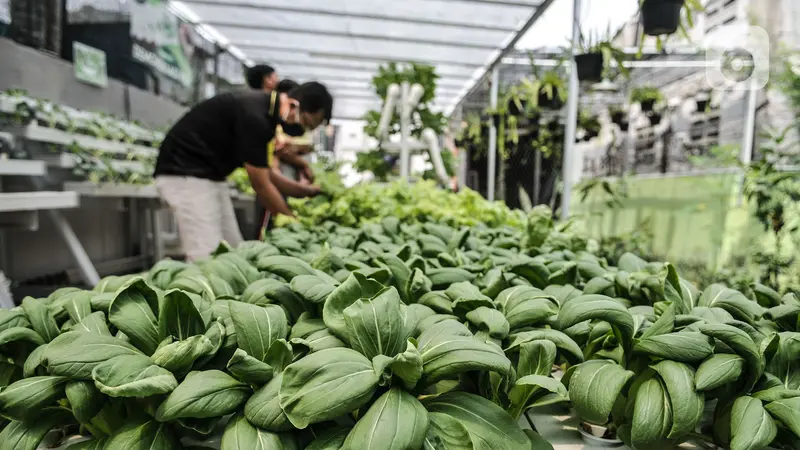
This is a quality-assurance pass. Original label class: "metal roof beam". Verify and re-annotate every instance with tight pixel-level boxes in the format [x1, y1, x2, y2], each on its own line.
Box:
[435, 0, 542, 6]
[233, 44, 485, 69]
[446, 0, 557, 115]
[331, 90, 463, 100]
[181, 0, 517, 32]
[291, 74, 470, 89]
[258, 59, 475, 80]
[307, 51, 484, 69]
[208, 22, 500, 50]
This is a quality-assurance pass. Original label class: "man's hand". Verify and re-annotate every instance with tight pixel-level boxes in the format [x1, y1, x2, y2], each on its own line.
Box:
[275, 143, 298, 159]
[305, 184, 322, 197]
[300, 165, 315, 183]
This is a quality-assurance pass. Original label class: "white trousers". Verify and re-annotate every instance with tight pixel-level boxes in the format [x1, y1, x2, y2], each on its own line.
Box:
[155, 176, 243, 262]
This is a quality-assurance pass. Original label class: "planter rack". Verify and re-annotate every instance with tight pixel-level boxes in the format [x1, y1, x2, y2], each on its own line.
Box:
[0, 93, 164, 146]
[0, 97, 253, 291]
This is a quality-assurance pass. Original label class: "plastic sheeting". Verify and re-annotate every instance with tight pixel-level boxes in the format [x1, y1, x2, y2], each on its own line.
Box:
[175, 0, 553, 119]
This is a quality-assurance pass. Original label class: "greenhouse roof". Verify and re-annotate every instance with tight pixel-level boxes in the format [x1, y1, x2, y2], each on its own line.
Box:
[172, 0, 556, 120]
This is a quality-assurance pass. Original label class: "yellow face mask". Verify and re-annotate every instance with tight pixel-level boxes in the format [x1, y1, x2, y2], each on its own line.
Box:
[266, 92, 280, 168]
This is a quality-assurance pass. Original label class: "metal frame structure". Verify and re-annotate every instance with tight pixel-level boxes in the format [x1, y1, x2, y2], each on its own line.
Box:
[170, 0, 557, 120]
[459, 7, 759, 215]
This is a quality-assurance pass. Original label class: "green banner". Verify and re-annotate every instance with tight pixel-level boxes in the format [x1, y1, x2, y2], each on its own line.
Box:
[130, 0, 193, 88]
[73, 42, 108, 88]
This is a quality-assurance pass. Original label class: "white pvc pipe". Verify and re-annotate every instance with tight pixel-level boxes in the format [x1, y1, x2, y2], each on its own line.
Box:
[407, 84, 425, 111]
[399, 82, 412, 180]
[487, 67, 499, 201]
[737, 79, 758, 205]
[422, 128, 450, 186]
[560, 0, 582, 220]
[740, 82, 757, 167]
[377, 84, 400, 140]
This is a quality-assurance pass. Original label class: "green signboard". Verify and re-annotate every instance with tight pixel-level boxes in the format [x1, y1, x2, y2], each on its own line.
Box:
[73, 42, 108, 88]
[130, 0, 193, 88]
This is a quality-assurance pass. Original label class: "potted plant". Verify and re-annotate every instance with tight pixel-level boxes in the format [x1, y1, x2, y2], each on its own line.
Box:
[695, 91, 711, 112]
[609, 106, 626, 126]
[639, 0, 704, 41]
[578, 110, 602, 140]
[647, 111, 663, 125]
[465, 113, 484, 146]
[574, 28, 630, 83]
[522, 71, 567, 111]
[504, 86, 527, 116]
[630, 86, 663, 112]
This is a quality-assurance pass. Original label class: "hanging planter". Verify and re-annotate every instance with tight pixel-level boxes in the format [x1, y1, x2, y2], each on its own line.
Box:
[630, 86, 663, 113]
[523, 70, 567, 111]
[507, 98, 526, 116]
[648, 112, 663, 125]
[538, 92, 563, 110]
[695, 92, 710, 112]
[575, 53, 604, 82]
[641, 0, 685, 36]
[610, 109, 626, 125]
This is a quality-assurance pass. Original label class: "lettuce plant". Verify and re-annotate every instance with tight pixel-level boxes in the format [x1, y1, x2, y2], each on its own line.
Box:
[0, 203, 797, 450]
[0, 219, 555, 449]
[525, 252, 800, 449]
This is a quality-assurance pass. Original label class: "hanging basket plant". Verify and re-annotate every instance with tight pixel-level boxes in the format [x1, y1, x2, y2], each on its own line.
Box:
[575, 53, 605, 83]
[574, 28, 630, 83]
[578, 109, 602, 141]
[609, 106, 626, 125]
[630, 86, 664, 112]
[507, 92, 527, 117]
[648, 111, 663, 125]
[640, 0, 685, 36]
[695, 91, 710, 112]
[639, 0, 703, 41]
[522, 70, 567, 111]
[538, 92, 564, 110]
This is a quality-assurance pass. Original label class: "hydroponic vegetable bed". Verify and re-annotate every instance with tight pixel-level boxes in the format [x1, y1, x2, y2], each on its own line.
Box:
[0, 199, 798, 450]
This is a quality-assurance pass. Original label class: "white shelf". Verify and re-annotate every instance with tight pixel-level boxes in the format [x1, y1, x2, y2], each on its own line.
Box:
[64, 182, 159, 199]
[0, 159, 46, 176]
[21, 123, 157, 156]
[0, 95, 164, 144]
[39, 152, 149, 174]
[0, 191, 79, 212]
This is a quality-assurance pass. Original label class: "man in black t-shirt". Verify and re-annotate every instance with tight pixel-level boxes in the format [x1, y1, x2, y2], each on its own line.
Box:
[245, 75, 317, 239]
[154, 82, 332, 261]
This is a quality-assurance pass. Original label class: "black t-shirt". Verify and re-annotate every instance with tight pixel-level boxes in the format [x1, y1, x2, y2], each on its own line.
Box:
[154, 90, 280, 181]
